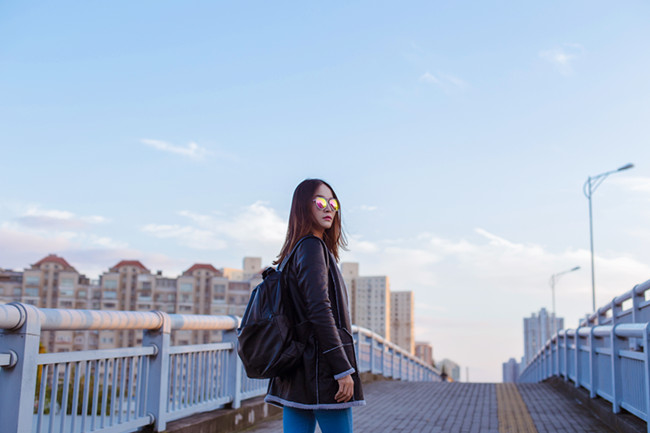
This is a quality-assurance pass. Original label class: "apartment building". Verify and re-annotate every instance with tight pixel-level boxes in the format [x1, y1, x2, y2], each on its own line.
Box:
[341, 262, 391, 341]
[0, 255, 100, 353]
[0, 254, 264, 353]
[243, 257, 262, 281]
[340, 262, 358, 311]
[99, 260, 150, 349]
[390, 291, 414, 354]
[0, 268, 23, 304]
[415, 341, 434, 367]
[523, 307, 563, 366]
[502, 358, 520, 383]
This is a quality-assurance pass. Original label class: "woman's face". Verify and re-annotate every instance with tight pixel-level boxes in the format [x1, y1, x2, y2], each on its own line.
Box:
[311, 183, 336, 237]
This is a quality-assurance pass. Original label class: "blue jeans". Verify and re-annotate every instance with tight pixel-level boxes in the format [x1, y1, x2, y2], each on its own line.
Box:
[283, 406, 353, 433]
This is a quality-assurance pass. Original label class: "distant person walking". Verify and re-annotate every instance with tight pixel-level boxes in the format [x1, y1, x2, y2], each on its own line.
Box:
[265, 179, 365, 433]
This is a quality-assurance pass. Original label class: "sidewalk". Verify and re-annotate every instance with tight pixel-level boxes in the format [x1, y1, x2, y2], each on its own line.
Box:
[244, 381, 616, 433]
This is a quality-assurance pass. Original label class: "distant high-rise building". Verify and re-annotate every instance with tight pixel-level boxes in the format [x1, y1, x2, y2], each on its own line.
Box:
[243, 257, 262, 281]
[340, 262, 359, 312]
[502, 358, 520, 383]
[221, 268, 243, 281]
[351, 275, 390, 340]
[0, 268, 23, 304]
[390, 291, 414, 354]
[415, 341, 434, 366]
[523, 307, 563, 366]
[340, 262, 359, 282]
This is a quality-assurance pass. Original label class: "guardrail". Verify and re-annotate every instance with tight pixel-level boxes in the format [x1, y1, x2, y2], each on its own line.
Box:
[0, 303, 439, 433]
[353, 325, 441, 381]
[519, 279, 650, 432]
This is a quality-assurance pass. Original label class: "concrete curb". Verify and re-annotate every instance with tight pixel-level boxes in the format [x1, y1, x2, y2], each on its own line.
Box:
[159, 397, 282, 433]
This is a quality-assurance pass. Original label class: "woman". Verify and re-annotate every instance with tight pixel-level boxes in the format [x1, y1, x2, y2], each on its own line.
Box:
[265, 179, 365, 433]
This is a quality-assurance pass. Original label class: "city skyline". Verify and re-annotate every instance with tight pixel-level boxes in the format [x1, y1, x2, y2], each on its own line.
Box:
[2, 1, 650, 381]
[0, 252, 423, 363]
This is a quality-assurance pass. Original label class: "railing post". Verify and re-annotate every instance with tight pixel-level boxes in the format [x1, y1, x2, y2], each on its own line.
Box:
[406, 357, 410, 381]
[563, 329, 569, 381]
[631, 286, 643, 351]
[405, 357, 413, 382]
[610, 324, 623, 413]
[223, 329, 242, 409]
[354, 329, 364, 372]
[389, 346, 394, 378]
[643, 323, 650, 430]
[405, 356, 410, 381]
[379, 341, 385, 376]
[396, 351, 402, 380]
[632, 285, 642, 323]
[611, 299, 619, 325]
[369, 337, 375, 374]
[0, 303, 40, 433]
[574, 329, 580, 388]
[544, 344, 553, 379]
[589, 327, 597, 398]
[543, 346, 547, 379]
[143, 311, 171, 432]
[556, 336, 561, 376]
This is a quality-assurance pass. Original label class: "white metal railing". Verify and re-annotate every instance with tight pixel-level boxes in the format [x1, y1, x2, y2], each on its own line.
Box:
[352, 325, 441, 382]
[519, 279, 650, 432]
[0, 303, 440, 433]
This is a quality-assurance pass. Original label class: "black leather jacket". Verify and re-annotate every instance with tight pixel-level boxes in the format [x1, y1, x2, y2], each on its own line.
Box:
[264, 236, 366, 409]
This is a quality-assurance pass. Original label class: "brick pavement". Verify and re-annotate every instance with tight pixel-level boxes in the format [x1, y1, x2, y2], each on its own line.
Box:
[243, 381, 616, 433]
[518, 383, 613, 433]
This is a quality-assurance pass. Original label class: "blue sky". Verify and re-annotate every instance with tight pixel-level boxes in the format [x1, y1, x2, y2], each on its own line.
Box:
[1, 1, 649, 381]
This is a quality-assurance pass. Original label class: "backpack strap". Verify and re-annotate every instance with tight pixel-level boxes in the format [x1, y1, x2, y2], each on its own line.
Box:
[278, 235, 341, 326]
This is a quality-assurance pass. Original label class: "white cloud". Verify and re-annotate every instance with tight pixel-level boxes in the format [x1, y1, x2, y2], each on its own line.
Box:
[0, 222, 149, 276]
[419, 72, 440, 84]
[347, 235, 379, 253]
[141, 139, 210, 160]
[142, 224, 227, 250]
[179, 201, 287, 245]
[142, 202, 287, 258]
[539, 44, 584, 75]
[16, 206, 108, 230]
[340, 228, 650, 381]
[419, 71, 467, 91]
[0, 204, 131, 277]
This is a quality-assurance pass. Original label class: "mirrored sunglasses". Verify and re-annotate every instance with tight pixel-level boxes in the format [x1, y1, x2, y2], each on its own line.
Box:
[313, 196, 339, 212]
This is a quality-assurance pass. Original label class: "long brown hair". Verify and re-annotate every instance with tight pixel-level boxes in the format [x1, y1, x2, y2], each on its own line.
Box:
[274, 179, 347, 265]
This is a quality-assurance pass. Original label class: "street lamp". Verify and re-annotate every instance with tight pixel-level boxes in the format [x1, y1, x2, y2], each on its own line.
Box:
[583, 163, 634, 312]
[549, 266, 580, 335]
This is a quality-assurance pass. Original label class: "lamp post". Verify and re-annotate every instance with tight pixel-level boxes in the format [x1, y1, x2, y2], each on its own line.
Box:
[583, 163, 634, 312]
[549, 266, 580, 335]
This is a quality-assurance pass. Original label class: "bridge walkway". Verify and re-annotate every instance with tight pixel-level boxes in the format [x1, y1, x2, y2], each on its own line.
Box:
[244, 380, 617, 433]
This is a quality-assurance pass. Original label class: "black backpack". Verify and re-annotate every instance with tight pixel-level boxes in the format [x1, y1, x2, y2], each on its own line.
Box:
[236, 237, 319, 379]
